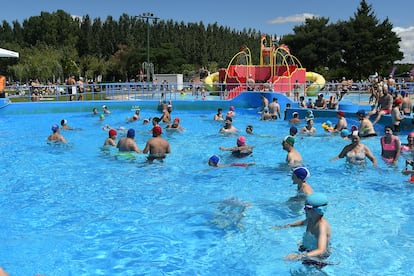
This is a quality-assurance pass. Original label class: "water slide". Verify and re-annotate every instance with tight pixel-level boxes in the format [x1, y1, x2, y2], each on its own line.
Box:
[306, 71, 325, 96]
[204, 72, 219, 91]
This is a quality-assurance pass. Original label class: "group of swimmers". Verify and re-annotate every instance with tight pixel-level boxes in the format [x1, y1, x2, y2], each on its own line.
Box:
[47, 104, 175, 162]
[44, 100, 414, 269]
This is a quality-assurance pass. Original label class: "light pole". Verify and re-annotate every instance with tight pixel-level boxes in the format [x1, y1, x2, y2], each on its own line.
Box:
[138, 12, 158, 83]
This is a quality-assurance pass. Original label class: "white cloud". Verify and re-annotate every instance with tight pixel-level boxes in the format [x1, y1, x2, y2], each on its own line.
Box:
[393, 26, 414, 64]
[267, 13, 319, 24]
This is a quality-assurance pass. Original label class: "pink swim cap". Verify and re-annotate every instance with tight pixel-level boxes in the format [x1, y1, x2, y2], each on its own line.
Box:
[237, 136, 246, 146]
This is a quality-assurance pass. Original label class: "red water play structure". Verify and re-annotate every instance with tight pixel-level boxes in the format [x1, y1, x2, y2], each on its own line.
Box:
[204, 34, 324, 99]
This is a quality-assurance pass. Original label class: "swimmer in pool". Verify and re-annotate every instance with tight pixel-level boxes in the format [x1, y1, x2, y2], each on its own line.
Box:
[208, 155, 255, 167]
[60, 119, 74, 130]
[126, 109, 141, 122]
[219, 136, 254, 158]
[292, 167, 314, 196]
[330, 131, 377, 166]
[275, 193, 331, 263]
[47, 124, 67, 143]
[143, 125, 171, 162]
[401, 132, 414, 151]
[282, 136, 302, 167]
[116, 128, 141, 153]
[103, 129, 117, 147]
[219, 116, 238, 134]
[380, 125, 400, 164]
[166, 117, 185, 131]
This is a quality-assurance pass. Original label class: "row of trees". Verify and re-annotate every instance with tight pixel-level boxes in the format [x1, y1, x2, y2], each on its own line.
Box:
[0, 0, 410, 84]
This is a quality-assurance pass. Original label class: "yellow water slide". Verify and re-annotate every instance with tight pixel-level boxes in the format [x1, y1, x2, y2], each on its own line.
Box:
[306, 72, 325, 96]
[204, 72, 219, 91]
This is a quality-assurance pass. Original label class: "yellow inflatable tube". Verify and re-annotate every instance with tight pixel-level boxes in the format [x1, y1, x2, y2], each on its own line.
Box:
[204, 72, 219, 91]
[306, 72, 325, 96]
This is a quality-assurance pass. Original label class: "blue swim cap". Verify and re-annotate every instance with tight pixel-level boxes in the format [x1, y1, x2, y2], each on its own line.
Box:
[306, 193, 328, 215]
[209, 155, 220, 166]
[293, 167, 310, 181]
[51, 124, 59, 132]
[341, 129, 351, 137]
[127, 128, 135, 138]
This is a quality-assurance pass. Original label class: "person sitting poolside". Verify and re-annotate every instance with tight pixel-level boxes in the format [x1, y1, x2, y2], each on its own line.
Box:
[371, 90, 393, 125]
[330, 131, 377, 166]
[275, 193, 331, 267]
[292, 167, 314, 196]
[103, 129, 117, 147]
[143, 125, 171, 162]
[219, 136, 254, 158]
[208, 155, 255, 168]
[380, 125, 400, 164]
[116, 128, 141, 153]
[48, 124, 67, 143]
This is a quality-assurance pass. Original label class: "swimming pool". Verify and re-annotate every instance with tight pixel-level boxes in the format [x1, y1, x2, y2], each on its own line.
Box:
[1, 101, 414, 275]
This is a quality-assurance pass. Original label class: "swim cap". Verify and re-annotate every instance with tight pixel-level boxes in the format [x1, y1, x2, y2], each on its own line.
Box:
[132, 114, 138, 120]
[395, 98, 403, 105]
[100, 114, 105, 119]
[341, 129, 351, 137]
[237, 136, 246, 146]
[290, 126, 298, 135]
[174, 118, 180, 123]
[337, 111, 345, 117]
[102, 105, 107, 109]
[153, 125, 162, 136]
[51, 124, 59, 132]
[143, 118, 150, 124]
[318, 93, 323, 97]
[325, 120, 332, 127]
[408, 132, 414, 138]
[351, 125, 358, 132]
[292, 112, 299, 116]
[356, 110, 366, 116]
[293, 167, 310, 181]
[305, 192, 328, 215]
[283, 135, 295, 146]
[127, 128, 135, 138]
[109, 129, 117, 137]
[230, 106, 235, 111]
[61, 119, 67, 126]
[401, 91, 407, 97]
[209, 155, 220, 166]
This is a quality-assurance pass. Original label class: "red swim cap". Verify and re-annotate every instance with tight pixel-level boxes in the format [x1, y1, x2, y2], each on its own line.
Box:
[109, 129, 117, 137]
[153, 125, 162, 136]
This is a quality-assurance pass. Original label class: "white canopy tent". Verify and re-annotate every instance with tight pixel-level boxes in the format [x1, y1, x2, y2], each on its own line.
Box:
[0, 47, 19, 58]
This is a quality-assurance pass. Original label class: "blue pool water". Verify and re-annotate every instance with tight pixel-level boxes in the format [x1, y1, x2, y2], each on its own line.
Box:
[1, 102, 414, 275]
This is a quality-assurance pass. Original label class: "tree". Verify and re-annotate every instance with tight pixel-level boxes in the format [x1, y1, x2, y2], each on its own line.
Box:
[341, 0, 403, 80]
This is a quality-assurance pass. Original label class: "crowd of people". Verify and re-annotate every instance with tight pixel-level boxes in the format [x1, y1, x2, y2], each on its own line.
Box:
[42, 82, 414, 270]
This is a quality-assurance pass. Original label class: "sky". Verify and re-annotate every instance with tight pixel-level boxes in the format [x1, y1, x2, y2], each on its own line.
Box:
[2, 0, 414, 64]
